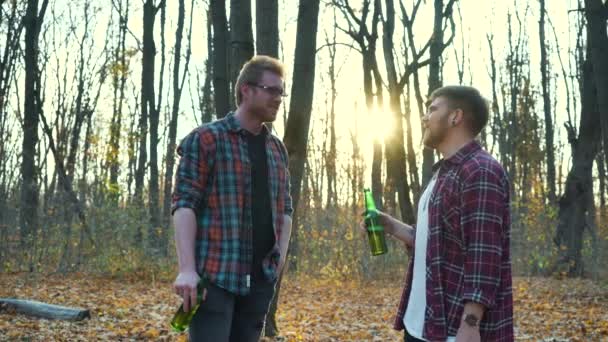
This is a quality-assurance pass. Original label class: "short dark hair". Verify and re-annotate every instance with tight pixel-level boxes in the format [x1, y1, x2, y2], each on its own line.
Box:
[430, 85, 489, 136]
[235, 55, 285, 105]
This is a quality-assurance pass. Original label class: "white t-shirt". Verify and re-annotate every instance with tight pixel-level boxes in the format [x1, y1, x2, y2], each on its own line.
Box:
[403, 174, 456, 342]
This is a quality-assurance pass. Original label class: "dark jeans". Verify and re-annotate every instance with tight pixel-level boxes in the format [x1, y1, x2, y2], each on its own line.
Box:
[188, 280, 276, 342]
[404, 329, 426, 342]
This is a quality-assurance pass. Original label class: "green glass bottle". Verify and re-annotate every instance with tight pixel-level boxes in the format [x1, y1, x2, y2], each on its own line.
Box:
[170, 276, 209, 332]
[363, 188, 388, 256]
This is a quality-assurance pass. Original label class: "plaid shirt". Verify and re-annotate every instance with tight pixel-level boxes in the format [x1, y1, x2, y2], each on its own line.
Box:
[394, 141, 513, 341]
[171, 113, 293, 295]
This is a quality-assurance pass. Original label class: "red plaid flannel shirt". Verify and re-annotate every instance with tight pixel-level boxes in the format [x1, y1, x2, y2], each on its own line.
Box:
[394, 141, 514, 341]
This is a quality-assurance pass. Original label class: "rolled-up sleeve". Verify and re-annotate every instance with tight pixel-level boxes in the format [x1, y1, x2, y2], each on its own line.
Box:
[460, 166, 507, 309]
[171, 130, 211, 215]
[279, 142, 293, 217]
[284, 166, 293, 217]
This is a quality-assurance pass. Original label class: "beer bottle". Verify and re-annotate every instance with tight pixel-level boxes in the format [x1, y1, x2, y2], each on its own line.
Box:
[363, 188, 388, 256]
[170, 276, 209, 332]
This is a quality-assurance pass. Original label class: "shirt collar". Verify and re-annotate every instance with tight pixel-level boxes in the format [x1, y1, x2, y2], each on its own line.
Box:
[225, 112, 269, 136]
[432, 140, 482, 172]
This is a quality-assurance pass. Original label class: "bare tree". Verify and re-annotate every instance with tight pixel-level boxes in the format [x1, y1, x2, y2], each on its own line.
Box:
[211, 0, 230, 118]
[333, 0, 385, 209]
[229, 0, 254, 108]
[421, 0, 457, 187]
[20, 0, 49, 261]
[554, 0, 608, 277]
[585, 0, 608, 173]
[554, 57, 599, 277]
[139, 0, 166, 254]
[59, 2, 100, 271]
[539, 0, 556, 203]
[162, 0, 194, 251]
[266, 1, 321, 335]
[256, 0, 278, 57]
[0, 0, 24, 269]
[106, 0, 130, 188]
[199, 9, 214, 124]
[255, 0, 279, 132]
[324, 12, 338, 209]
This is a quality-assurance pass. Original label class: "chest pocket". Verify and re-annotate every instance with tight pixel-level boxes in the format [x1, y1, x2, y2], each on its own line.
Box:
[433, 174, 463, 248]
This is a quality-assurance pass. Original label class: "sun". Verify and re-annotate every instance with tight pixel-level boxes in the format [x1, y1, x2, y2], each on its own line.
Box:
[356, 106, 397, 147]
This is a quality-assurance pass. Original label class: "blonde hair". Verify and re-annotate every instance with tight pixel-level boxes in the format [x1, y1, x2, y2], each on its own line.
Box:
[235, 55, 285, 105]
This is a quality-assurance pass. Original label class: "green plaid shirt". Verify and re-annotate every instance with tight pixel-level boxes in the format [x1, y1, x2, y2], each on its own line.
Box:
[171, 113, 293, 295]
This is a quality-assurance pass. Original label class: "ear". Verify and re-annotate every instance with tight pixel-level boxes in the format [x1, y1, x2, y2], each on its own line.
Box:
[240, 83, 252, 102]
[451, 108, 464, 126]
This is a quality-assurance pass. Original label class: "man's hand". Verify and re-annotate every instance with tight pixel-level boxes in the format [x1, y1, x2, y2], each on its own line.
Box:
[358, 210, 398, 234]
[359, 210, 415, 248]
[173, 271, 205, 312]
[455, 324, 480, 342]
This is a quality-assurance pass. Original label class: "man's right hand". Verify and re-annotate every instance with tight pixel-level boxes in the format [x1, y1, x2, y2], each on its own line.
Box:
[173, 271, 205, 312]
[358, 210, 415, 248]
[358, 210, 399, 235]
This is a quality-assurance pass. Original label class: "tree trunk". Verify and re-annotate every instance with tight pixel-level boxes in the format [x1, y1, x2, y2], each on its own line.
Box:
[229, 0, 254, 108]
[255, 0, 278, 57]
[211, 0, 230, 118]
[0, 298, 90, 321]
[266, 0, 320, 336]
[422, 0, 447, 188]
[107, 0, 129, 188]
[539, 0, 556, 203]
[585, 0, 608, 173]
[597, 151, 606, 212]
[163, 0, 193, 251]
[142, 0, 164, 254]
[67, 3, 92, 182]
[382, 0, 414, 221]
[405, 82, 421, 203]
[200, 9, 214, 124]
[20, 0, 48, 261]
[554, 57, 600, 277]
[253, 0, 275, 149]
[324, 15, 337, 209]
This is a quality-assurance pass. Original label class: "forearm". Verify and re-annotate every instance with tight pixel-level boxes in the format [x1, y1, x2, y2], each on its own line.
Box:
[279, 215, 292, 258]
[458, 301, 485, 332]
[462, 302, 485, 320]
[173, 208, 198, 273]
[386, 219, 415, 248]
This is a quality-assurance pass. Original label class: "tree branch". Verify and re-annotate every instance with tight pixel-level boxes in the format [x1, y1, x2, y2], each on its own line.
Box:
[316, 41, 360, 53]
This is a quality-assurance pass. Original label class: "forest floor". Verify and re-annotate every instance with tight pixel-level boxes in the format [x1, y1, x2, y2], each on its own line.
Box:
[1, 273, 607, 341]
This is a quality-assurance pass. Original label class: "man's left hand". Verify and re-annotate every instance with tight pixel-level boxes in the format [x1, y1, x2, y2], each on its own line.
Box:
[455, 325, 480, 342]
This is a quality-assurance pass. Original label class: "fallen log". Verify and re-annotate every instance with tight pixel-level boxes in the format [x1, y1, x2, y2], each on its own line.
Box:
[0, 298, 90, 321]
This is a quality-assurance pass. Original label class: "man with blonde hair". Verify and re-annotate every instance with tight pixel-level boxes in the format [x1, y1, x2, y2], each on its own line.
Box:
[172, 55, 293, 341]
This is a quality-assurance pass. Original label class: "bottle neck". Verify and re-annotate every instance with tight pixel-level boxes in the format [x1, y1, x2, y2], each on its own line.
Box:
[364, 191, 377, 212]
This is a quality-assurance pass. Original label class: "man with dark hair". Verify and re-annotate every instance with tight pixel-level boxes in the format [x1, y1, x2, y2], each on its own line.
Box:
[363, 85, 513, 341]
[172, 55, 292, 341]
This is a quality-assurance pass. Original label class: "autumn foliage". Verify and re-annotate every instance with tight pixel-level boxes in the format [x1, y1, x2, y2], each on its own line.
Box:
[1, 273, 607, 341]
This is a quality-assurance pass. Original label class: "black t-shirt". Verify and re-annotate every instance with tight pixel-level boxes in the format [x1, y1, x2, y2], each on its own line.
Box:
[245, 129, 276, 281]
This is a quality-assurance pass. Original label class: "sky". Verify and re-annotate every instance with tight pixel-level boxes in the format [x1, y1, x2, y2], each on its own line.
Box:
[3, 0, 583, 193]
